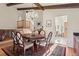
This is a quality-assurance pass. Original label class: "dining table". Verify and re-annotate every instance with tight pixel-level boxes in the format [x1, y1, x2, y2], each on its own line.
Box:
[22, 34, 45, 52]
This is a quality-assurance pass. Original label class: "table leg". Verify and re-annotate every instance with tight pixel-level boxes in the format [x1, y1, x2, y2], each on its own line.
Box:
[34, 40, 38, 52]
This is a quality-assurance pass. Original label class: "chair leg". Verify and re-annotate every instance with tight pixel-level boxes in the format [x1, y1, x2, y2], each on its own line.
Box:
[16, 46, 19, 56]
[13, 45, 16, 53]
[38, 42, 41, 48]
[13, 45, 15, 51]
[23, 49, 26, 56]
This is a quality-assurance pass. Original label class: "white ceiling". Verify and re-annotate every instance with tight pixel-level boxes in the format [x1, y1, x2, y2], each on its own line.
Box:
[10, 3, 37, 8]
[40, 3, 66, 6]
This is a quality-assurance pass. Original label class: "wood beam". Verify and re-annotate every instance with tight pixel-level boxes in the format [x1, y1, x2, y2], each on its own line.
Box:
[44, 3, 79, 9]
[17, 3, 79, 10]
[34, 3, 44, 10]
[6, 3, 23, 6]
[17, 7, 41, 10]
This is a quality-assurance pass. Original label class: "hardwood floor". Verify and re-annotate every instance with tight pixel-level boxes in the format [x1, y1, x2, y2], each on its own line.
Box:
[0, 38, 13, 56]
[0, 38, 77, 56]
[66, 47, 77, 56]
[0, 49, 6, 56]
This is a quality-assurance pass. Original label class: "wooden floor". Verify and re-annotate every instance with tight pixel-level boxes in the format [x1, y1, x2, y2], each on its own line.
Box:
[0, 38, 13, 56]
[0, 38, 77, 56]
[66, 47, 77, 56]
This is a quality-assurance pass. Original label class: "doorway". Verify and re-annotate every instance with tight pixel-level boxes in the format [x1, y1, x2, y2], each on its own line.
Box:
[54, 15, 68, 45]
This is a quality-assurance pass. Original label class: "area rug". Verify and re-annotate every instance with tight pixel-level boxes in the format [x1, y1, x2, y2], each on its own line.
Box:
[50, 45, 66, 56]
[2, 44, 66, 56]
[1, 44, 53, 56]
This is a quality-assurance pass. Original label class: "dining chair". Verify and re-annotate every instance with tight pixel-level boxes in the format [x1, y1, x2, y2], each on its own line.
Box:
[40, 30, 46, 35]
[36, 30, 46, 44]
[11, 31, 18, 52]
[16, 32, 33, 55]
[32, 30, 46, 44]
[39, 30, 46, 38]
[38, 32, 53, 47]
[33, 30, 39, 35]
[33, 29, 46, 37]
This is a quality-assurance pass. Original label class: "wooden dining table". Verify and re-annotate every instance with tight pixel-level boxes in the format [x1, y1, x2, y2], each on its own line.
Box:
[22, 34, 45, 52]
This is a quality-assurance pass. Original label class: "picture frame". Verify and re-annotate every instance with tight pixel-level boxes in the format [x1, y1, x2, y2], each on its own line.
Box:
[46, 20, 52, 27]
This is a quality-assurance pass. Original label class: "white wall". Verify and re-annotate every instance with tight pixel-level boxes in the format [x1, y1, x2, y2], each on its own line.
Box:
[43, 8, 79, 47]
[18, 10, 26, 20]
[0, 4, 18, 29]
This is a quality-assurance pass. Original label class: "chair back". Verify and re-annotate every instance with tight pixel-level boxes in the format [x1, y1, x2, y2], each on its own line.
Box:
[11, 31, 18, 44]
[16, 32, 24, 47]
[33, 30, 39, 35]
[46, 32, 53, 44]
[40, 30, 46, 36]
[33, 29, 46, 35]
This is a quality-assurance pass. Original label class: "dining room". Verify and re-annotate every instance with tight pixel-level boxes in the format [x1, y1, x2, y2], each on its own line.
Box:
[0, 3, 79, 56]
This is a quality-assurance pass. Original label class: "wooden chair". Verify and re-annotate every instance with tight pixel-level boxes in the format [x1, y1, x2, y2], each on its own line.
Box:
[32, 30, 39, 35]
[40, 30, 46, 35]
[38, 32, 53, 47]
[16, 32, 33, 55]
[11, 31, 18, 52]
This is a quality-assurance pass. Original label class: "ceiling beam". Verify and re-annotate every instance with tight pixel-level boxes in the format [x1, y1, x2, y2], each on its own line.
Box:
[17, 7, 41, 10]
[34, 3, 44, 10]
[44, 3, 79, 9]
[6, 3, 23, 6]
[17, 3, 79, 10]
